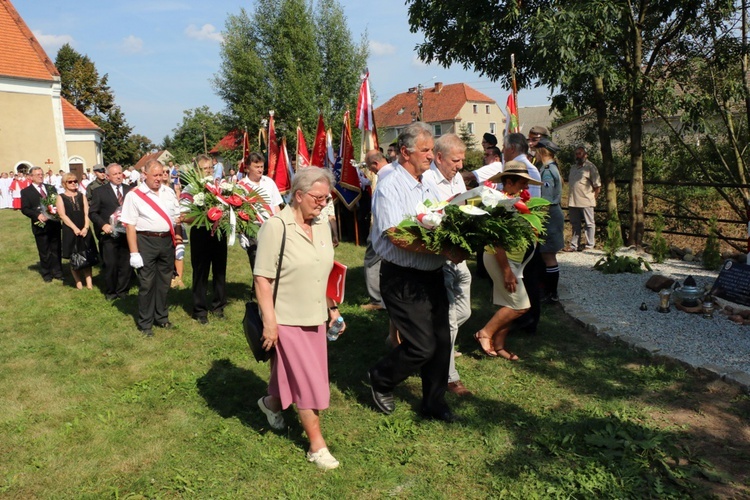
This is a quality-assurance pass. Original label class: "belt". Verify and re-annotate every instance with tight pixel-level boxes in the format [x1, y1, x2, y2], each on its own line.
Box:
[137, 231, 171, 238]
[382, 260, 442, 274]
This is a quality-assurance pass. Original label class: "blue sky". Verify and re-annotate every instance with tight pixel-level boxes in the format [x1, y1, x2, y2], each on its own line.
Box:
[19, 0, 551, 143]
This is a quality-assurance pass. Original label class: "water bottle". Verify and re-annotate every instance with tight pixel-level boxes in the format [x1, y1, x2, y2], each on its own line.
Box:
[327, 317, 344, 341]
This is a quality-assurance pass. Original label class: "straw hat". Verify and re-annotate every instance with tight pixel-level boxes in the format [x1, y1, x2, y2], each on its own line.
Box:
[488, 160, 542, 185]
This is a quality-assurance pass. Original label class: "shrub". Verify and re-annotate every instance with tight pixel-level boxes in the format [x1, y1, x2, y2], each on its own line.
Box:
[702, 216, 722, 270]
[650, 213, 669, 264]
[603, 212, 623, 258]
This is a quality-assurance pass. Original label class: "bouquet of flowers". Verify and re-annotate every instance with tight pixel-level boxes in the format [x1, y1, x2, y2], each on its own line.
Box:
[35, 191, 59, 227]
[180, 167, 270, 244]
[388, 186, 550, 255]
[108, 206, 127, 238]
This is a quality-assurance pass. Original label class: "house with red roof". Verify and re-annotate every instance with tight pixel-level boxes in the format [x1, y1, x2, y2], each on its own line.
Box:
[374, 82, 506, 149]
[0, 0, 102, 178]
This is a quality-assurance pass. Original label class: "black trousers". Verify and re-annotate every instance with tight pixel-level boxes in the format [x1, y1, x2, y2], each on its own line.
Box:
[33, 223, 63, 280]
[370, 261, 452, 413]
[100, 234, 131, 296]
[190, 227, 228, 318]
[136, 234, 174, 330]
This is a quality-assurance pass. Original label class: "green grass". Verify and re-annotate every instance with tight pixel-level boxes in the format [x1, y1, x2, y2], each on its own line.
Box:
[0, 209, 746, 498]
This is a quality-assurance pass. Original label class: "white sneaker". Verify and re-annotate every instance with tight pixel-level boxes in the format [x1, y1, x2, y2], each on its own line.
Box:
[306, 447, 340, 470]
[257, 397, 285, 430]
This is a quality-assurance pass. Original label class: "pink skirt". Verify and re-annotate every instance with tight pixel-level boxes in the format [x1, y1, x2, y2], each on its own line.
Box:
[268, 324, 329, 410]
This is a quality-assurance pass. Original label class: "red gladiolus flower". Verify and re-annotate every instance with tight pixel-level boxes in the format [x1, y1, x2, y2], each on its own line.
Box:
[519, 189, 531, 202]
[237, 210, 250, 221]
[226, 194, 243, 207]
[207, 207, 223, 221]
[514, 201, 530, 214]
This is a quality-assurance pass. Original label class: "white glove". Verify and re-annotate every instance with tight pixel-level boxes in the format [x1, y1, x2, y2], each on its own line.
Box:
[175, 244, 185, 260]
[130, 252, 144, 269]
[239, 234, 250, 250]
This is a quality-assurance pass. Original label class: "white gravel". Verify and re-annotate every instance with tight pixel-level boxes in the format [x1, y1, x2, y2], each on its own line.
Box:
[556, 248, 750, 386]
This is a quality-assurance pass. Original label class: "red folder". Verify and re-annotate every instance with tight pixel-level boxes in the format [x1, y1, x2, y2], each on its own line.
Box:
[326, 261, 347, 303]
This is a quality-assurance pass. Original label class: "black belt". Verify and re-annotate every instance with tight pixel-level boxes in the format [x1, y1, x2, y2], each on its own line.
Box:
[137, 231, 171, 238]
[382, 260, 442, 275]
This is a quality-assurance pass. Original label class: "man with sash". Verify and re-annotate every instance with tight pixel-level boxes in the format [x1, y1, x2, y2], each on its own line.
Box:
[121, 159, 178, 337]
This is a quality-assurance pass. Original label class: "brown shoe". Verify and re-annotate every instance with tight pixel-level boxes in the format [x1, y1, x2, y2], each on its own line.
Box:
[361, 303, 385, 311]
[562, 247, 577, 253]
[447, 381, 473, 396]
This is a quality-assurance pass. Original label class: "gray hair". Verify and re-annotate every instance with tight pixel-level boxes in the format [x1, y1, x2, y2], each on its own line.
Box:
[106, 163, 122, 175]
[397, 121, 432, 153]
[434, 133, 466, 157]
[291, 167, 334, 199]
[28, 166, 43, 176]
[503, 132, 528, 155]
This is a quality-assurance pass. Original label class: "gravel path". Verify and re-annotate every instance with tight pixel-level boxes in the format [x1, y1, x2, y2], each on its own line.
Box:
[556, 248, 750, 389]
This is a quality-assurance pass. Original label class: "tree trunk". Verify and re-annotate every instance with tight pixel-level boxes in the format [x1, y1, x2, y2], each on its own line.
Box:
[627, 12, 645, 248]
[593, 75, 618, 219]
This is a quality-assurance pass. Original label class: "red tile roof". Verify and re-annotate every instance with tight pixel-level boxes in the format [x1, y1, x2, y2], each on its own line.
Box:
[134, 151, 165, 171]
[374, 83, 496, 128]
[210, 129, 242, 153]
[0, 0, 59, 81]
[61, 98, 100, 130]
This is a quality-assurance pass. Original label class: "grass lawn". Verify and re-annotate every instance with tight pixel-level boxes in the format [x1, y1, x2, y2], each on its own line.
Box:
[1, 209, 748, 498]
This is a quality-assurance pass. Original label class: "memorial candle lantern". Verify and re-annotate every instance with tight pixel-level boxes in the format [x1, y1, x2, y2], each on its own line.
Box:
[658, 288, 672, 313]
[702, 300, 715, 319]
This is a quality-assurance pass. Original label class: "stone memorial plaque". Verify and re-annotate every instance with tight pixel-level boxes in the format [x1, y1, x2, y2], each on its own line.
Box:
[710, 260, 750, 307]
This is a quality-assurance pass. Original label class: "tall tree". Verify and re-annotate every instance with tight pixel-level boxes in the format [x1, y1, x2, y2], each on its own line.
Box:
[213, 0, 367, 152]
[165, 106, 229, 164]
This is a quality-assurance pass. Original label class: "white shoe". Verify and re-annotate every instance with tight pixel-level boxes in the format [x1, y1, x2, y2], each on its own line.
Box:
[257, 397, 285, 430]
[306, 447, 340, 470]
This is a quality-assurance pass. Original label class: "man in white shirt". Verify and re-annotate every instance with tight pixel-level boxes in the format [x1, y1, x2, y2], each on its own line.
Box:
[121, 160, 178, 337]
[422, 134, 473, 397]
[212, 157, 224, 181]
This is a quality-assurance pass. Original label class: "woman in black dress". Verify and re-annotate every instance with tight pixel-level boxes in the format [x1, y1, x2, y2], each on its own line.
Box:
[56, 173, 94, 289]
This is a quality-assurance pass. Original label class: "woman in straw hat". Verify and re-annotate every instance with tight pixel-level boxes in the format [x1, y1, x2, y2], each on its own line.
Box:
[474, 161, 542, 360]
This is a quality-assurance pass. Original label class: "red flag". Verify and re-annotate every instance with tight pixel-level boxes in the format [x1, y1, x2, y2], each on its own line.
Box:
[505, 94, 519, 135]
[267, 111, 279, 177]
[296, 124, 311, 169]
[271, 137, 292, 195]
[339, 110, 360, 190]
[238, 129, 250, 174]
[309, 114, 327, 168]
[356, 71, 379, 155]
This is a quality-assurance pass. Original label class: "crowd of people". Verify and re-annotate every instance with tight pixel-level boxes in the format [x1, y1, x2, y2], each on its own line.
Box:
[13, 125, 602, 471]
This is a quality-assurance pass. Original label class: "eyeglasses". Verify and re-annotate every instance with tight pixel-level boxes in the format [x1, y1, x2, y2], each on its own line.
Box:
[66, 180, 78, 184]
[305, 192, 328, 204]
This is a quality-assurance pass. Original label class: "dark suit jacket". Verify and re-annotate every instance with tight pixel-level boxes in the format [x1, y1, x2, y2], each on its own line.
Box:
[21, 183, 61, 236]
[89, 183, 131, 235]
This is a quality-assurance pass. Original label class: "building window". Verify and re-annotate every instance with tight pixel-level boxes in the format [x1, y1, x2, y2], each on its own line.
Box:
[472, 104, 478, 114]
[467, 122, 475, 134]
[489, 122, 496, 134]
[486, 105, 491, 114]
[434, 124, 442, 137]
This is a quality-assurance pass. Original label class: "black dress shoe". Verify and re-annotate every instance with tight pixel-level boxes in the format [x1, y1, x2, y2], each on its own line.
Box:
[193, 316, 208, 325]
[211, 310, 225, 319]
[421, 408, 460, 423]
[155, 321, 173, 329]
[367, 371, 395, 415]
[53, 275, 64, 280]
[43, 277, 53, 283]
[105, 294, 118, 301]
[138, 328, 154, 338]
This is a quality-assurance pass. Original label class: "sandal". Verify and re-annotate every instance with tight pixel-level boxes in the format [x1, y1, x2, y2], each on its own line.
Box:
[474, 331, 497, 357]
[494, 348, 519, 361]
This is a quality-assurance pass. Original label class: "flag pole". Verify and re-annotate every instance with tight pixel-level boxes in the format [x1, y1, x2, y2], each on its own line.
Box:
[511, 53, 519, 132]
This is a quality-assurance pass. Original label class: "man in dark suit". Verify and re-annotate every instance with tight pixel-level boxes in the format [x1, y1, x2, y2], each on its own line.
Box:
[21, 166, 63, 282]
[90, 163, 132, 300]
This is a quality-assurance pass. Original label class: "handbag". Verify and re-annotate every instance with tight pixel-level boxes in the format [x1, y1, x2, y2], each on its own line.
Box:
[70, 235, 99, 270]
[243, 219, 286, 362]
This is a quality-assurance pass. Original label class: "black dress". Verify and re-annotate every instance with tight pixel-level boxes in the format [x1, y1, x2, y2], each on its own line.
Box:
[61, 192, 94, 260]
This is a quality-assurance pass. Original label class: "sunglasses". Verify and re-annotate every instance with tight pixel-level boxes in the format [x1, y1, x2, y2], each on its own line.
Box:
[66, 180, 78, 184]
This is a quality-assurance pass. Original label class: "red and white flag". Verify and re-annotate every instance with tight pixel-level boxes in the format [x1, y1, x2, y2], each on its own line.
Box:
[267, 111, 279, 178]
[271, 136, 293, 195]
[339, 110, 360, 191]
[356, 70, 379, 156]
[296, 124, 311, 169]
[505, 94, 519, 135]
[238, 129, 250, 174]
[310, 113, 327, 168]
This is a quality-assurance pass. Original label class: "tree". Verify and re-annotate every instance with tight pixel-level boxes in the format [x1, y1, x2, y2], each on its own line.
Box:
[213, 0, 367, 153]
[93, 106, 136, 166]
[165, 106, 228, 164]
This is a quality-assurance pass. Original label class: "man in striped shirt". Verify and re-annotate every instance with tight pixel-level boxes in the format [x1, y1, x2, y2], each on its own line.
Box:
[367, 122, 465, 423]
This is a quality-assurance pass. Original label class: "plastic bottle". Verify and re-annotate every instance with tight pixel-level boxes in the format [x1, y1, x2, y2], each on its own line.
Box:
[327, 317, 344, 341]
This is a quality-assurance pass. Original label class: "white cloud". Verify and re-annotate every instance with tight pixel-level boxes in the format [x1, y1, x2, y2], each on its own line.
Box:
[185, 24, 223, 43]
[32, 30, 74, 55]
[121, 35, 144, 54]
[370, 40, 396, 56]
[411, 55, 430, 68]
